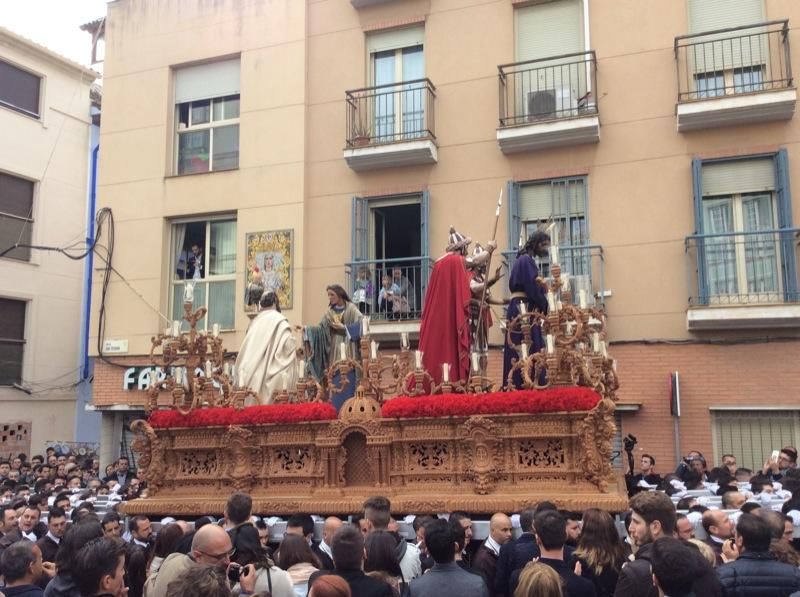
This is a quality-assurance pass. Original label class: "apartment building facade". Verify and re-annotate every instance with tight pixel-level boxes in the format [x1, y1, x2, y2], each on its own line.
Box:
[0, 27, 98, 453]
[92, 0, 800, 473]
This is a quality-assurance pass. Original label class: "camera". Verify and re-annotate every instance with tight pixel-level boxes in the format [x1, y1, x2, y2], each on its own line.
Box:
[227, 563, 241, 584]
[623, 434, 637, 453]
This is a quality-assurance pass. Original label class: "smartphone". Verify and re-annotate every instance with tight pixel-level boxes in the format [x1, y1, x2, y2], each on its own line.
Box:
[771, 450, 780, 461]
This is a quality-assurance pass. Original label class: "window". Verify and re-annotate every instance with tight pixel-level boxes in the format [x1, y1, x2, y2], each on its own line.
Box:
[0, 299, 26, 385]
[687, 0, 766, 98]
[692, 151, 796, 304]
[170, 218, 236, 330]
[509, 177, 589, 278]
[0, 60, 41, 118]
[713, 410, 800, 471]
[351, 192, 429, 320]
[0, 172, 35, 262]
[367, 27, 425, 142]
[514, 0, 587, 119]
[174, 58, 240, 175]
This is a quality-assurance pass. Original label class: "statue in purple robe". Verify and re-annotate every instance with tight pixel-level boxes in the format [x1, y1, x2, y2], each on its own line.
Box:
[503, 231, 551, 389]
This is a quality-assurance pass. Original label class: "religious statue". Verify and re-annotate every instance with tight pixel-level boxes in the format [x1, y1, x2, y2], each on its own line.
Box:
[468, 244, 507, 374]
[418, 226, 496, 385]
[502, 230, 551, 388]
[304, 284, 363, 410]
[234, 291, 299, 404]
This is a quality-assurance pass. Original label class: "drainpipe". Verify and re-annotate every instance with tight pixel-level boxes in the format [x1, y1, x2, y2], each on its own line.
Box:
[82, 144, 99, 380]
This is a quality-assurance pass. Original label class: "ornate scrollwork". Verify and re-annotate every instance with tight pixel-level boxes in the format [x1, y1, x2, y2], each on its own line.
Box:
[517, 439, 565, 469]
[222, 426, 258, 491]
[409, 442, 450, 471]
[129, 420, 166, 495]
[576, 398, 617, 492]
[459, 416, 504, 495]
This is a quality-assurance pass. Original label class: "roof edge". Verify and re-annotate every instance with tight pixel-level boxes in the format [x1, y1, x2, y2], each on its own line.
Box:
[0, 26, 100, 80]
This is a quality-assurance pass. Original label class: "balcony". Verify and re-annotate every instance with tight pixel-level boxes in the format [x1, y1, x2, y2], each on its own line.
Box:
[345, 256, 433, 339]
[343, 79, 437, 171]
[685, 228, 800, 330]
[497, 51, 599, 154]
[502, 244, 607, 307]
[675, 20, 796, 132]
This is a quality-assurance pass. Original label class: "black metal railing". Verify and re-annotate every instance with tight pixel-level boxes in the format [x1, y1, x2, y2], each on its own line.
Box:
[674, 20, 792, 103]
[345, 79, 436, 148]
[498, 51, 598, 127]
[685, 228, 800, 306]
[345, 256, 433, 321]
[502, 244, 606, 308]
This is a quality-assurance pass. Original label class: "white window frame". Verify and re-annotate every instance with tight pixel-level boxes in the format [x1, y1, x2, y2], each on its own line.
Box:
[702, 191, 782, 303]
[0, 297, 27, 386]
[169, 215, 237, 330]
[174, 95, 240, 175]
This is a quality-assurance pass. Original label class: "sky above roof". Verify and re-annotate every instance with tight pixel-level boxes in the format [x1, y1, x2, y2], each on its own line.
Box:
[3, 0, 108, 67]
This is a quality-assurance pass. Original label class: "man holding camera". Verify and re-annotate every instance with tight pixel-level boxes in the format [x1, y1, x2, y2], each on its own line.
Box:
[623, 435, 663, 497]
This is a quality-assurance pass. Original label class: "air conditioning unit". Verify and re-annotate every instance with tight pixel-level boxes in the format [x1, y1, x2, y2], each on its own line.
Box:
[527, 90, 557, 120]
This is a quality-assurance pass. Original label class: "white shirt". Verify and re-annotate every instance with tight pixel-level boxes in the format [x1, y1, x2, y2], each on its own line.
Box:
[399, 541, 422, 582]
[484, 536, 502, 557]
[46, 531, 60, 544]
[319, 539, 333, 559]
[133, 538, 149, 549]
[21, 530, 37, 542]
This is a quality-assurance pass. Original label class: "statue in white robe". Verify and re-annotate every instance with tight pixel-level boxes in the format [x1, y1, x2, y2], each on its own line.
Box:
[234, 293, 298, 405]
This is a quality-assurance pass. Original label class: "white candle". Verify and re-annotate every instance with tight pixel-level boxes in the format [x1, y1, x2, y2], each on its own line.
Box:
[519, 302, 527, 315]
[600, 341, 608, 358]
[223, 362, 231, 376]
[546, 291, 556, 312]
[164, 326, 172, 338]
[612, 359, 618, 372]
[546, 334, 555, 354]
[578, 290, 587, 309]
[182, 367, 190, 390]
[172, 320, 181, 337]
[592, 332, 600, 353]
[204, 360, 212, 378]
[562, 273, 570, 291]
[212, 323, 220, 338]
[471, 352, 480, 372]
[183, 281, 194, 303]
[149, 367, 158, 387]
[175, 367, 183, 385]
[551, 245, 559, 265]
[442, 363, 450, 382]
[415, 350, 423, 369]
[556, 300, 563, 311]
[361, 317, 370, 336]
[299, 359, 306, 378]
[565, 321, 574, 336]
[401, 332, 409, 349]
[339, 342, 347, 361]
[577, 342, 585, 352]
[281, 372, 288, 391]
[370, 340, 378, 360]
[521, 343, 529, 359]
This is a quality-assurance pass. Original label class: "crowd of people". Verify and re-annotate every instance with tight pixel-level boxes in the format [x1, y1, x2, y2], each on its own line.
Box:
[2, 446, 800, 596]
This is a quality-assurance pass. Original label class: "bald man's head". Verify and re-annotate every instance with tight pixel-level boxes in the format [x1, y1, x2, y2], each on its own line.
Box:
[489, 513, 513, 545]
[191, 524, 233, 566]
[323, 516, 343, 543]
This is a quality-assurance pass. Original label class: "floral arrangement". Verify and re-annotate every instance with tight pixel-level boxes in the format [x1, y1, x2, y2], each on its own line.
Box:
[148, 402, 338, 429]
[381, 387, 602, 419]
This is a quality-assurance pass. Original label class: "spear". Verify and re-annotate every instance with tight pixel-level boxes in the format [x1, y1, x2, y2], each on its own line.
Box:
[474, 189, 503, 359]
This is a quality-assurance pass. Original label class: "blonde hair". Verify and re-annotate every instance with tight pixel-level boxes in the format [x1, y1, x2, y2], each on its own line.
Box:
[688, 538, 716, 568]
[513, 561, 564, 597]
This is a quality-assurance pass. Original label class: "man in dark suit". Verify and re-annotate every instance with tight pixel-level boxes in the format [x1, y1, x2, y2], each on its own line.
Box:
[409, 519, 488, 597]
[308, 524, 393, 597]
[128, 515, 153, 559]
[472, 513, 513, 597]
[36, 507, 67, 563]
[495, 509, 538, 597]
[312, 516, 341, 570]
[701, 510, 733, 566]
[509, 511, 596, 597]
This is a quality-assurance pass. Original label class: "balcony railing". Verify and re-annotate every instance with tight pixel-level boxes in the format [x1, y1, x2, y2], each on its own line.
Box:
[502, 244, 606, 308]
[675, 20, 792, 103]
[685, 228, 800, 306]
[498, 51, 598, 127]
[345, 79, 436, 148]
[345, 256, 433, 322]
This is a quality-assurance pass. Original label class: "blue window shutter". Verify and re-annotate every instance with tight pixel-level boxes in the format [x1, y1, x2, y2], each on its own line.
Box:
[420, 189, 431, 295]
[692, 158, 709, 305]
[351, 196, 368, 262]
[775, 149, 797, 300]
[507, 180, 520, 251]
